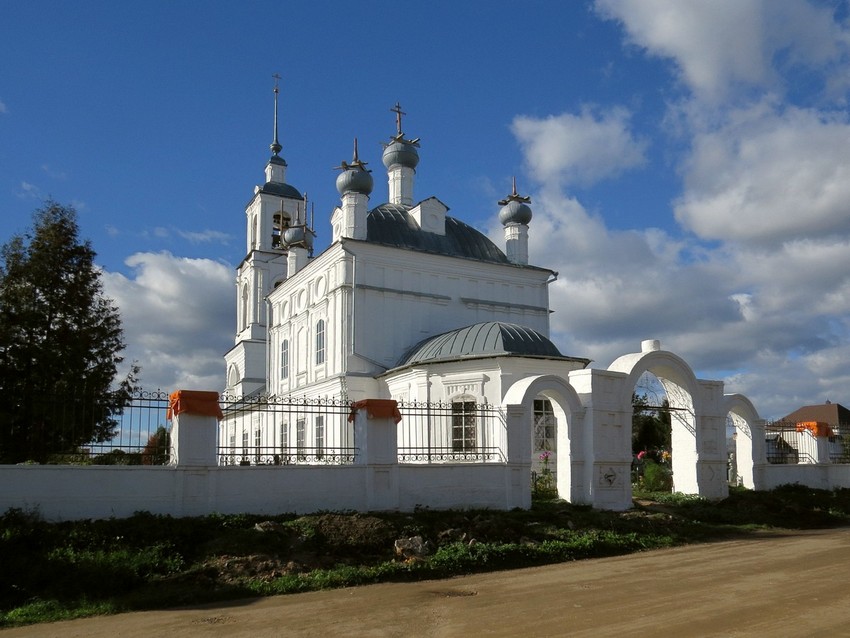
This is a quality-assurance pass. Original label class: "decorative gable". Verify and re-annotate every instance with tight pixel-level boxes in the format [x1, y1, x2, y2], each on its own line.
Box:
[410, 197, 448, 236]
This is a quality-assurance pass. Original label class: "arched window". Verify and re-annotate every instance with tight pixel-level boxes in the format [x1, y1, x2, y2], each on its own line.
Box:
[241, 283, 249, 331]
[227, 364, 239, 390]
[280, 339, 289, 379]
[315, 319, 326, 365]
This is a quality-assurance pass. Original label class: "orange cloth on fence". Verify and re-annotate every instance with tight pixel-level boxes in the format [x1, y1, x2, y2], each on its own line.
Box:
[167, 390, 223, 420]
[348, 399, 402, 424]
[796, 421, 833, 437]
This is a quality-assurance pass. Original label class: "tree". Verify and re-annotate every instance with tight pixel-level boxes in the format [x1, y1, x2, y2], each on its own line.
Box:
[0, 202, 138, 463]
[632, 393, 671, 455]
[141, 426, 170, 465]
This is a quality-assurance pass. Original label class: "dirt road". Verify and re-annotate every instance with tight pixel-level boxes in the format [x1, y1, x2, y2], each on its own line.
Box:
[5, 528, 850, 637]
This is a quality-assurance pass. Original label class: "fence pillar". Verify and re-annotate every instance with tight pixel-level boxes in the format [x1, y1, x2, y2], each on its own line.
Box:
[351, 399, 400, 510]
[168, 390, 222, 467]
[814, 431, 832, 465]
[504, 403, 532, 509]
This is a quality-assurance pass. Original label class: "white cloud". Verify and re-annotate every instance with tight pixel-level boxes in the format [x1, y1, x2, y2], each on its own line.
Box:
[676, 103, 850, 244]
[41, 164, 68, 180]
[175, 228, 233, 244]
[594, 0, 849, 101]
[511, 107, 648, 189]
[102, 251, 233, 393]
[17, 181, 43, 199]
[508, 102, 850, 419]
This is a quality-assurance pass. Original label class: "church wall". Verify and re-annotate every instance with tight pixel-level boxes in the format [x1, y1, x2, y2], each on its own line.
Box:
[348, 242, 553, 372]
[267, 245, 348, 396]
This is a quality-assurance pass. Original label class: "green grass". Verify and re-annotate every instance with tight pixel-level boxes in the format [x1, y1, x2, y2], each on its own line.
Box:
[2, 485, 850, 628]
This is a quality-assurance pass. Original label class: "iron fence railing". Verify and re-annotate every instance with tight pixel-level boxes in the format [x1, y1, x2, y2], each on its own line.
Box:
[763, 420, 848, 465]
[217, 393, 356, 466]
[6, 390, 512, 467]
[395, 399, 507, 463]
[0, 388, 171, 465]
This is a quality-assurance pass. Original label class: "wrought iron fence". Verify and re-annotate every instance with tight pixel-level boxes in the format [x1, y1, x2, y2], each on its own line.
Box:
[764, 421, 819, 465]
[395, 399, 507, 463]
[217, 393, 355, 466]
[4, 389, 512, 467]
[0, 388, 171, 465]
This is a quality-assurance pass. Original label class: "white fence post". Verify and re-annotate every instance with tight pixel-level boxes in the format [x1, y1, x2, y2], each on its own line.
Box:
[168, 390, 221, 467]
[504, 403, 532, 509]
[351, 399, 400, 510]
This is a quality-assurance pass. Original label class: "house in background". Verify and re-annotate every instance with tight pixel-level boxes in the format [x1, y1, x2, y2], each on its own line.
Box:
[764, 401, 850, 464]
[779, 402, 850, 434]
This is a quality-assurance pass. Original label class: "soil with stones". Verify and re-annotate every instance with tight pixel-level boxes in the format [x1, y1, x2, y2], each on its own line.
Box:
[6, 527, 850, 637]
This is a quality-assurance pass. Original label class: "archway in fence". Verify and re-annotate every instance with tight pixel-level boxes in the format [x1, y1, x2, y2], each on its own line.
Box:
[724, 393, 763, 489]
[503, 374, 587, 505]
[609, 343, 703, 497]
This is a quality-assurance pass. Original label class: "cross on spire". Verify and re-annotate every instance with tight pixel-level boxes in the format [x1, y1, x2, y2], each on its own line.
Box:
[271, 73, 282, 156]
[498, 176, 532, 205]
[391, 102, 405, 137]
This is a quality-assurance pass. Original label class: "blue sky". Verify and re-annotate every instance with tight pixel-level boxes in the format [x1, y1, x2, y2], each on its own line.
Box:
[3, 1, 850, 419]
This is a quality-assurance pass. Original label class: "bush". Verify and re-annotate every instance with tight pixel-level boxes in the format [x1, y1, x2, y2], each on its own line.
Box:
[642, 460, 673, 492]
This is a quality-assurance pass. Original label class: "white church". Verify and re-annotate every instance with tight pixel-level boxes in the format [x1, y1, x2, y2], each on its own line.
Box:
[221, 87, 770, 510]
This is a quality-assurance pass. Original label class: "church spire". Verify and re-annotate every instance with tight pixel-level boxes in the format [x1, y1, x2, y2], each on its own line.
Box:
[270, 73, 283, 158]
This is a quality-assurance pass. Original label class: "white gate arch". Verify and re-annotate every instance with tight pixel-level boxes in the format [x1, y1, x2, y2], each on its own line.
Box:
[608, 340, 728, 499]
[724, 393, 765, 489]
[503, 374, 588, 505]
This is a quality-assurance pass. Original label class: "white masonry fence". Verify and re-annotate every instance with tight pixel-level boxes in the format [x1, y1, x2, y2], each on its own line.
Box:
[0, 391, 528, 521]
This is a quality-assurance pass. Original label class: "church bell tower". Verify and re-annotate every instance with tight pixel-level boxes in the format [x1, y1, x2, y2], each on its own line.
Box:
[224, 76, 305, 395]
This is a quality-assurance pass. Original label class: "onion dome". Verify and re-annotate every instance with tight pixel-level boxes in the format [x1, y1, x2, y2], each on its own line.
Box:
[336, 138, 374, 195]
[382, 138, 420, 170]
[283, 225, 314, 250]
[382, 101, 420, 169]
[498, 177, 533, 226]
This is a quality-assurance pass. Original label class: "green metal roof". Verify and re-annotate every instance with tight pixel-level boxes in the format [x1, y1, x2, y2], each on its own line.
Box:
[397, 322, 565, 367]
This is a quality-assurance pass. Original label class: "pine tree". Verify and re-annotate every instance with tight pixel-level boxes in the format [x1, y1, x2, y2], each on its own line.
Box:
[0, 202, 138, 463]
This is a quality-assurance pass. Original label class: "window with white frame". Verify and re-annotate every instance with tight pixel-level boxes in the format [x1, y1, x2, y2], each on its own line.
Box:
[296, 418, 306, 461]
[451, 400, 477, 452]
[280, 421, 289, 452]
[315, 319, 325, 365]
[229, 433, 236, 464]
[255, 429, 261, 462]
[280, 339, 289, 379]
[241, 430, 249, 463]
[315, 415, 325, 460]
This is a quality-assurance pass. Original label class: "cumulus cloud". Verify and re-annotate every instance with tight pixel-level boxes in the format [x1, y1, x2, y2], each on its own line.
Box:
[511, 107, 648, 189]
[503, 2, 850, 419]
[594, 0, 849, 101]
[676, 103, 850, 243]
[102, 251, 233, 393]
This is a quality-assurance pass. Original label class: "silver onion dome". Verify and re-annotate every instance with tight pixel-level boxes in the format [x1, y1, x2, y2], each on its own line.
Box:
[336, 139, 374, 195]
[498, 178, 533, 225]
[381, 139, 420, 170]
[498, 199, 533, 225]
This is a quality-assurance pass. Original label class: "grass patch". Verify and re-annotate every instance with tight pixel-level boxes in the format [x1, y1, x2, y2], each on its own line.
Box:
[2, 485, 850, 628]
